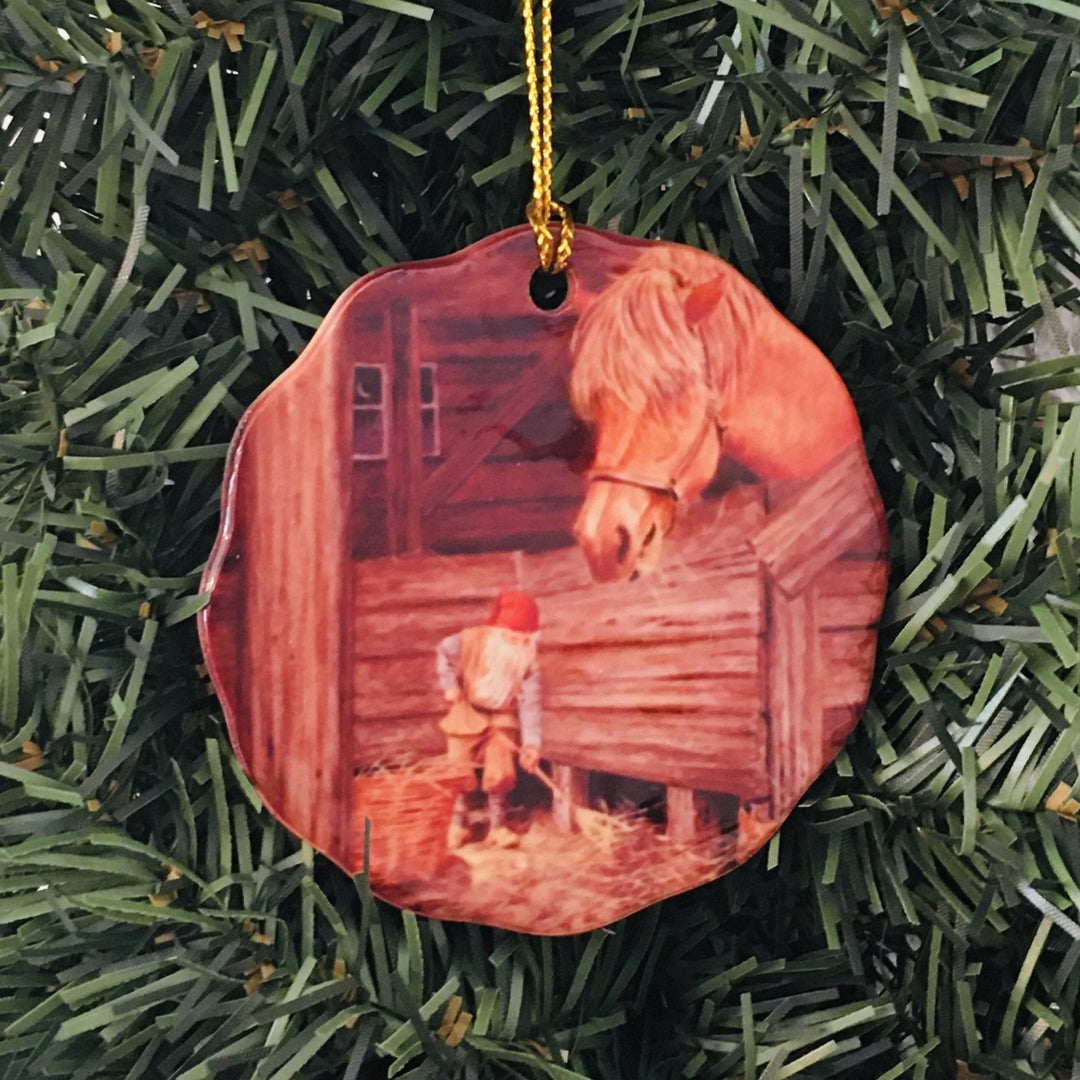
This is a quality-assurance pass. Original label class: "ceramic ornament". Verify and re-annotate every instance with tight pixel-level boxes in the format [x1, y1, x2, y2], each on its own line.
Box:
[198, 224, 889, 935]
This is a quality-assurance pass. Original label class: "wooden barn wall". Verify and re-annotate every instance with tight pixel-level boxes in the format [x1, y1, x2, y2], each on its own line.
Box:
[229, 314, 352, 856]
[351, 481, 887, 804]
[350, 300, 588, 559]
[353, 488, 768, 797]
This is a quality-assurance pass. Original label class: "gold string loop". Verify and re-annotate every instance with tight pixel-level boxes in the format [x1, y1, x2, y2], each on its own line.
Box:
[521, 0, 573, 273]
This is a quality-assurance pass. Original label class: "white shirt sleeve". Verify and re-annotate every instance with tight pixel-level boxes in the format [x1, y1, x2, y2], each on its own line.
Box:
[436, 632, 463, 693]
[518, 668, 542, 747]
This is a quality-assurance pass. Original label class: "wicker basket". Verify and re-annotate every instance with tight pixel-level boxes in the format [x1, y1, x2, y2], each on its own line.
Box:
[353, 759, 467, 881]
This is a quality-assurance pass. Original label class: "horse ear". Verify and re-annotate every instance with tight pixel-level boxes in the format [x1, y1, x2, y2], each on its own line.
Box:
[685, 273, 726, 326]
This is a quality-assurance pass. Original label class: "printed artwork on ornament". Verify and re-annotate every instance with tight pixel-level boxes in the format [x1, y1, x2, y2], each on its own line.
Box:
[199, 225, 889, 936]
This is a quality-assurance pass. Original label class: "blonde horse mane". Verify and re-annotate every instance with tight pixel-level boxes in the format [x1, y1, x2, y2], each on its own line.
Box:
[569, 245, 758, 423]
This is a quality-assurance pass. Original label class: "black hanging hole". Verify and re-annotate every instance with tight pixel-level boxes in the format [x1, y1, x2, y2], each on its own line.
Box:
[529, 267, 568, 311]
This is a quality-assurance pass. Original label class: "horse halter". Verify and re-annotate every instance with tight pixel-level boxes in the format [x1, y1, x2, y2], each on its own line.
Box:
[587, 407, 722, 503]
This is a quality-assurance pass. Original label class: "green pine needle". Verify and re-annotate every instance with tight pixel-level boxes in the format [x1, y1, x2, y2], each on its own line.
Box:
[3, 1, 1080, 1077]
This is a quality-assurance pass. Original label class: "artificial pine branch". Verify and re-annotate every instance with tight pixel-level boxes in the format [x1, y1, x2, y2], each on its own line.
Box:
[1, 1, 1079, 1077]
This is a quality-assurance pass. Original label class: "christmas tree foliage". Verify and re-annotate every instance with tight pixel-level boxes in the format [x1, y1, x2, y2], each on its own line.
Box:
[2, 0, 1080, 1076]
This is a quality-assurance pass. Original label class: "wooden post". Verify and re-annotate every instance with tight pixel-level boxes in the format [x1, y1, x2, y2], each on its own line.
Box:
[551, 764, 589, 832]
[766, 582, 824, 818]
[666, 786, 699, 844]
[388, 298, 423, 554]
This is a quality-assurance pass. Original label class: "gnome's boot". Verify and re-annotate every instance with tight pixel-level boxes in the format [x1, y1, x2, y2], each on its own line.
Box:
[487, 792, 519, 849]
[447, 793, 470, 850]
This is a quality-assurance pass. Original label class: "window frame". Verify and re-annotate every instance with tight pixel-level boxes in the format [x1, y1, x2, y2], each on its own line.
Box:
[350, 363, 440, 461]
[352, 363, 388, 462]
[419, 363, 440, 459]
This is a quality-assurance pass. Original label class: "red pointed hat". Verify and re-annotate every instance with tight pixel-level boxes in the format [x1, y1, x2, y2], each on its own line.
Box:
[488, 590, 540, 633]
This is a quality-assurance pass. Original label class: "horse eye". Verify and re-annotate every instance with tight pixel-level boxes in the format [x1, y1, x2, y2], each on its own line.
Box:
[643, 524, 657, 547]
[615, 526, 631, 564]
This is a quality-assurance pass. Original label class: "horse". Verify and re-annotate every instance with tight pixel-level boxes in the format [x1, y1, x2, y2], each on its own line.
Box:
[568, 244, 868, 583]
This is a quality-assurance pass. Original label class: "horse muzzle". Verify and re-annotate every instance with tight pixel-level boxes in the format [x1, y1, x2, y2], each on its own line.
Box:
[572, 480, 673, 583]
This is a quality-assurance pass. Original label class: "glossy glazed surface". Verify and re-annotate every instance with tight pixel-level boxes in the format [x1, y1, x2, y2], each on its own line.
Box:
[199, 225, 888, 934]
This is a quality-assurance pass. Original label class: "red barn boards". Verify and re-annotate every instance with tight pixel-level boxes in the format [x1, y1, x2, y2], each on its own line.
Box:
[200, 225, 888, 935]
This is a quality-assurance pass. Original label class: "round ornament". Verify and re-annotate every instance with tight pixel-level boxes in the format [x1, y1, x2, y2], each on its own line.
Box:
[199, 223, 888, 935]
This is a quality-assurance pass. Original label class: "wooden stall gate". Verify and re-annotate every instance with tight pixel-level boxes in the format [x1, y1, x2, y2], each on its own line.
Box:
[352, 446, 885, 843]
[751, 444, 886, 832]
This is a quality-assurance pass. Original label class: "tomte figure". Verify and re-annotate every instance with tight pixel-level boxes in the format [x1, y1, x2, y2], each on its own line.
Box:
[436, 590, 543, 850]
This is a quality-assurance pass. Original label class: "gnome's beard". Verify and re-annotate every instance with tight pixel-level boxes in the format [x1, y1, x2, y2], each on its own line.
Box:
[469, 629, 538, 711]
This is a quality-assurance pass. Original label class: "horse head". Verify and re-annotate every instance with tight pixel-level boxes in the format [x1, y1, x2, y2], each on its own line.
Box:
[568, 246, 866, 585]
[568, 262, 726, 583]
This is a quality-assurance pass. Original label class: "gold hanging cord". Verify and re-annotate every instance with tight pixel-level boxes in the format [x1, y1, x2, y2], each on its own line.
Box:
[522, 0, 573, 272]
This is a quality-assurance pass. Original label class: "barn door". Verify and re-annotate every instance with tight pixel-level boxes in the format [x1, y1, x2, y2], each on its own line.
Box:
[381, 302, 570, 555]
[420, 362, 565, 515]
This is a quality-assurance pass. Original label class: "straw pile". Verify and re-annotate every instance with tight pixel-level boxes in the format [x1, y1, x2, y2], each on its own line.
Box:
[436, 809, 733, 934]
[351, 760, 741, 933]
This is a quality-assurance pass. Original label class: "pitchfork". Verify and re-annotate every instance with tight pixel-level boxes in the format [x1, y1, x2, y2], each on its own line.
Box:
[526, 764, 622, 844]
